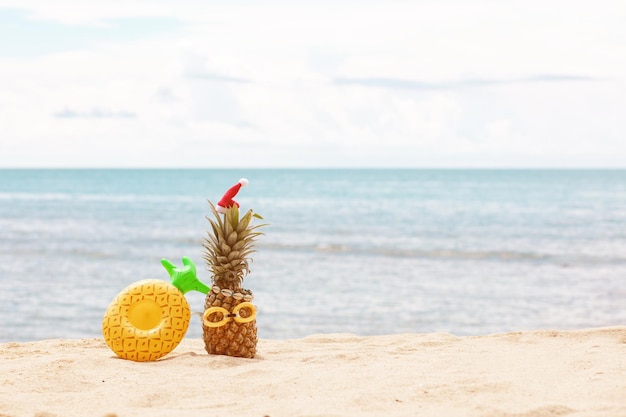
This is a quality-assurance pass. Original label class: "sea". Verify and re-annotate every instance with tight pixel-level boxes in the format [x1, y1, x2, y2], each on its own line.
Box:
[0, 169, 625, 343]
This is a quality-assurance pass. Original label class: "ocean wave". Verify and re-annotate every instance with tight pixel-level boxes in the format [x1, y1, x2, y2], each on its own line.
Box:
[264, 242, 543, 259]
[0, 192, 196, 203]
[259, 242, 626, 264]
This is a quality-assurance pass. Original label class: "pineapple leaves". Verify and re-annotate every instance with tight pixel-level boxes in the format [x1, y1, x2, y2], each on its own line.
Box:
[237, 211, 252, 232]
[227, 231, 238, 246]
[207, 201, 223, 229]
[202, 199, 267, 288]
[226, 204, 239, 235]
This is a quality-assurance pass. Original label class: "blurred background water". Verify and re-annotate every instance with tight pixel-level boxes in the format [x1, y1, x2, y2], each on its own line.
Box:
[0, 169, 625, 342]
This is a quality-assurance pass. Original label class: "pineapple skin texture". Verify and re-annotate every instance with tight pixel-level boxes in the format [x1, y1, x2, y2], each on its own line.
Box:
[202, 202, 263, 359]
[202, 290, 257, 358]
[102, 279, 190, 362]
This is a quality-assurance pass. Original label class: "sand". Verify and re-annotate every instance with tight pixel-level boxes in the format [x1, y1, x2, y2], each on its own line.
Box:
[0, 327, 625, 417]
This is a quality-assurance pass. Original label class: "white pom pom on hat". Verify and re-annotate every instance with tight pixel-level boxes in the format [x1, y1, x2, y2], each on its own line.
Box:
[216, 178, 249, 213]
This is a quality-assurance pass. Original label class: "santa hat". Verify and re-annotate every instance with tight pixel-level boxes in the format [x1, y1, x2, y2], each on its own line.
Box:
[216, 178, 249, 214]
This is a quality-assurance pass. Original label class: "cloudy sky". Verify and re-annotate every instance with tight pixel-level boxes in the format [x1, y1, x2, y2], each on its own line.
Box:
[0, 0, 624, 168]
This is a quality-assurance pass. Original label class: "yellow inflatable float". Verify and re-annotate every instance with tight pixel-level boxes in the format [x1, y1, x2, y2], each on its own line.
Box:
[102, 257, 209, 362]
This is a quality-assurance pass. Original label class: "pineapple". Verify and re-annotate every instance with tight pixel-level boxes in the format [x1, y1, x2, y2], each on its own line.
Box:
[202, 180, 265, 358]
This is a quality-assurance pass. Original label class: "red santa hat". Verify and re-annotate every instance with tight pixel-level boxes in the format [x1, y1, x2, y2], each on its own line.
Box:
[216, 178, 249, 214]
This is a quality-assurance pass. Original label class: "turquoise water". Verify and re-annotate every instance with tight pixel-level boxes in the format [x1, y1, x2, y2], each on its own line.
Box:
[0, 169, 625, 342]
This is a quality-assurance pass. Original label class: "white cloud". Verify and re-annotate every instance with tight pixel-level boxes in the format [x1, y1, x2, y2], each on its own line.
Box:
[0, 0, 625, 167]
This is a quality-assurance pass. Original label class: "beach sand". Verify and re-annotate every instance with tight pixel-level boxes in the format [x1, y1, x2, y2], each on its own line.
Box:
[1, 327, 625, 417]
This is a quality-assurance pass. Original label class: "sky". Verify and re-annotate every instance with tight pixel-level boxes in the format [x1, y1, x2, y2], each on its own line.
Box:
[0, 0, 625, 168]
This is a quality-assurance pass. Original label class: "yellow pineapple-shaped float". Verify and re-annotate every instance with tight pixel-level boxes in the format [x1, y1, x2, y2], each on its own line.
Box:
[202, 178, 266, 358]
[102, 257, 209, 361]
